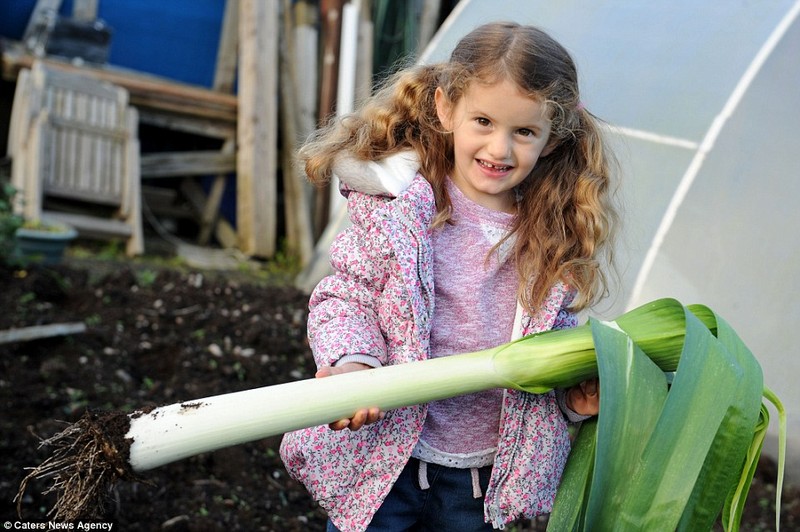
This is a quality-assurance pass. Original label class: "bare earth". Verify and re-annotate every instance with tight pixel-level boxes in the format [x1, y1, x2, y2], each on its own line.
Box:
[1, 259, 796, 531]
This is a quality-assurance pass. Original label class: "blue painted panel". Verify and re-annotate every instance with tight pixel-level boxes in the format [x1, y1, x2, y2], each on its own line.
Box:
[0, 1, 40, 38]
[0, 0, 225, 87]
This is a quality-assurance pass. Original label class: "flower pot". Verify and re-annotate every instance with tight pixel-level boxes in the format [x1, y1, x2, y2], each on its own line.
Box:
[15, 223, 78, 265]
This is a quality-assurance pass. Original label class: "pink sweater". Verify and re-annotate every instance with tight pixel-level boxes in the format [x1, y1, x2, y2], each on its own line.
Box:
[412, 179, 516, 468]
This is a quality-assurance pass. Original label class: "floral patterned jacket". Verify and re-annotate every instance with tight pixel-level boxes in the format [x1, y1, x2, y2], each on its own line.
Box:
[280, 155, 578, 531]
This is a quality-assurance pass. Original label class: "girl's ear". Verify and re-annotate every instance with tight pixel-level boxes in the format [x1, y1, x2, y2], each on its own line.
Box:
[541, 140, 558, 157]
[434, 87, 453, 130]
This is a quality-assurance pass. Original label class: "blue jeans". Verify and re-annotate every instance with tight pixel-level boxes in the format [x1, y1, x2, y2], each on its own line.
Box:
[326, 458, 494, 531]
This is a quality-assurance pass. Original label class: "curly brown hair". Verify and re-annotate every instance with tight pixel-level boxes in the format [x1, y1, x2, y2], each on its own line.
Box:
[300, 22, 618, 313]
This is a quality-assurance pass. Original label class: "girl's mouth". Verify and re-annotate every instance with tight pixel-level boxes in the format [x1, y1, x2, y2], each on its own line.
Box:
[478, 159, 512, 172]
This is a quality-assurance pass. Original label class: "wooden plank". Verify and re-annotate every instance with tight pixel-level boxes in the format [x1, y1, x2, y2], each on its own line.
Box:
[179, 179, 236, 248]
[48, 115, 128, 140]
[141, 186, 196, 219]
[123, 107, 144, 256]
[197, 166, 229, 245]
[318, 0, 343, 124]
[2, 47, 237, 122]
[42, 210, 133, 237]
[418, 0, 442, 52]
[313, 0, 344, 240]
[140, 150, 236, 178]
[8, 69, 35, 211]
[355, 3, 374, 109]
[236, 0, 278, 257]
[72, 0, 98, 22]
[0, 322, 86, 345]
[280, 0, 313, 266]
[197, 139, 235, 245]
[22, 0, 62, 53]
[293, 1, 319, 140]
[23, 110, 47, 222]
[197, 0, 239, 246]
[136, 109, 235, 139]
[214, 0, 239, 94]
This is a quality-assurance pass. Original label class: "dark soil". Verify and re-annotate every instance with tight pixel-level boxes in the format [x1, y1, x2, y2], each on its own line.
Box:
[0, 257, 797, 531]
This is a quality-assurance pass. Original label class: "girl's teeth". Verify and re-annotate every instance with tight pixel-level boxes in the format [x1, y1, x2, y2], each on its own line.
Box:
[480, 160, 510, 171]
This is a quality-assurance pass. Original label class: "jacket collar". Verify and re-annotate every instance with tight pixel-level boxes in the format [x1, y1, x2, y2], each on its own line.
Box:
[334, 151, 420, 197]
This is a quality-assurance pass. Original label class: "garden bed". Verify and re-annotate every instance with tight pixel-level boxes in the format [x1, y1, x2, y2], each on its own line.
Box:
[0, 259, 795, 531]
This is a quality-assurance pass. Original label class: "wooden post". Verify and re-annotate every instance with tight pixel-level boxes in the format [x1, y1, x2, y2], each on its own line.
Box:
[312, 0, 344, 240]
[280, 0, 314, 267]
[213, 0, 239, 95]
[293, 0, 319, 140]
[237, 0, 278, 257]
[418, 0, 442, 53]
[198, 0, 240, 247]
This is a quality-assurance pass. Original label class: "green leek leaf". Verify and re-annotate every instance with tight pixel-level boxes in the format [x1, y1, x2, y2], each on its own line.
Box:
[585, 319, 669, 528]
[547, 419, 597, 531]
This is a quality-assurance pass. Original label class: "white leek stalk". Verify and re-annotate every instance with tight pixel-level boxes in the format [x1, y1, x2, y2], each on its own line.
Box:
[127, 298, 694, 472]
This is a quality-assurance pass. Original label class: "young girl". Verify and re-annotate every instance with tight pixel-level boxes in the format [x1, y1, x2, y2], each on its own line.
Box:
[281, 22, 616, 531]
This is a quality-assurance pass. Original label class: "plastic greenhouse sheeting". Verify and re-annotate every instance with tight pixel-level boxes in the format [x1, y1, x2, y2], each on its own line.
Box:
[423, 0, 800, 479]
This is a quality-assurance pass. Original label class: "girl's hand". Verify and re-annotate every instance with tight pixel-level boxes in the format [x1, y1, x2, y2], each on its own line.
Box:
[315, 363, 385, 431]
[566, 378, 600, 416]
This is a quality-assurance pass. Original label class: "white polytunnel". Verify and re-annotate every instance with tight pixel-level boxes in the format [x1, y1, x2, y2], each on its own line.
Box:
[301, 0, 800, 480]
[423, 0, 800, 480]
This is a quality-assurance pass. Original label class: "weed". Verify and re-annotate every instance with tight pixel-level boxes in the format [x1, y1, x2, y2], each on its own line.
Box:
[141, 376, 156, 391]
[96, 241, 125, 260]
[19, 292, 36, 305]
[0, 179, 24, 265]
[135, 269, 158, 288]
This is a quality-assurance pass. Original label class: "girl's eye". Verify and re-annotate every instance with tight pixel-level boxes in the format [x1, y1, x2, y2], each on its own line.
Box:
[475, 117, 491, 127]
[517, 128, 535, 137]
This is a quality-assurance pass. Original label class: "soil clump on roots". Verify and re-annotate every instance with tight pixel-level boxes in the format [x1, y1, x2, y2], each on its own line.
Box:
[1, 259, 797, 531]
[16, 410, 140, 521]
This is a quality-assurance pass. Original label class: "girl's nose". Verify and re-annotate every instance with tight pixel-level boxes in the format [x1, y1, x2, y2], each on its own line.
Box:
[487, 133, 512, 160]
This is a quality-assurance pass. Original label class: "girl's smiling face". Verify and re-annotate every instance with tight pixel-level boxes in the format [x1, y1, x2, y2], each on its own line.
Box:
[435, 79, 555, 213]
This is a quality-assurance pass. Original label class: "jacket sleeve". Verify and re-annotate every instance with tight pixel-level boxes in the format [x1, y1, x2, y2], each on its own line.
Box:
[552, 288, 590, 422]
[552, 287, 579, 331]
[307, 190, 394, 369]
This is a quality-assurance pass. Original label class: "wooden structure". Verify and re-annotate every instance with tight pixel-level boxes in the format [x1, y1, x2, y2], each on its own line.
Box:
[2, 0, 285, 258]
[2, 0, 432, 266]
[7, 60, 144, 255]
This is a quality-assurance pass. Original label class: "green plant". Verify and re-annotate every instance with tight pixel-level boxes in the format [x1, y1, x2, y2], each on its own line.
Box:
[2, 180, 78, 265]
[141, 376, 156, 391]
[0, 179, 24, 264]
[84, 314, 102, 327]
[547, 304, 785, 531]
[101, 240, 124, 258]
[20, 219, 68, 232]
[18, 292, 36, 304]
[135, 268, 158, 288]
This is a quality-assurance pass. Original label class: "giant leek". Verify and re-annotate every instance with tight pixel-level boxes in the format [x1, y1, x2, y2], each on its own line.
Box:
[16, 298, 785, 530]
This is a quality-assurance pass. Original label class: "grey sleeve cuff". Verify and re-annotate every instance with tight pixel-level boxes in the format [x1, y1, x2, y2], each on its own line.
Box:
[556, 388, 593, 424]
[334, 354, 383, 369]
